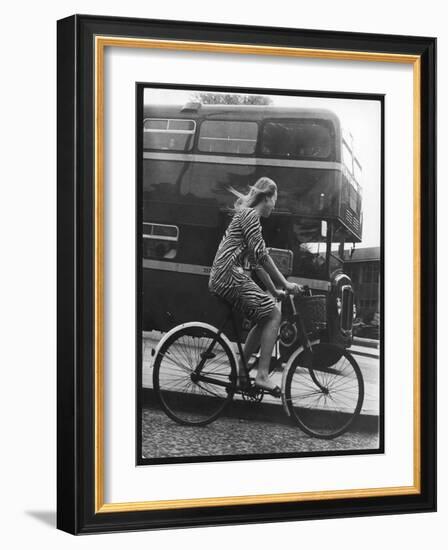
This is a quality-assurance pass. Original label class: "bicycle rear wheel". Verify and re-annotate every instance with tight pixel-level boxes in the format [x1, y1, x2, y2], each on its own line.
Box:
[284, 343, 364, 439]
[153, 325, 237, 426]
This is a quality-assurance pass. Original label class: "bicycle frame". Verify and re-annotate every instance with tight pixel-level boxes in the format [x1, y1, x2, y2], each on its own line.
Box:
[194, 293, 314, 390]
[193, 306, 248, 388]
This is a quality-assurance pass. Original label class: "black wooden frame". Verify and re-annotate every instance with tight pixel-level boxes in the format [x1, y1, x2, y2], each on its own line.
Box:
[57, 14, 436, 535]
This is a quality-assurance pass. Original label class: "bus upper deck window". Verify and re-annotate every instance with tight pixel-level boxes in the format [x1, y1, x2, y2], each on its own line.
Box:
[261, 120, 333, 160]
[354, 159, 362, 186]
[198, 121, 258, 155]
[342, 140, 354, 173]
[143, 118, 196, 152]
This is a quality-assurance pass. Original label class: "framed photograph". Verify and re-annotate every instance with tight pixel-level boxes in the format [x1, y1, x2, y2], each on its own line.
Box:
[137, 83, 384, 466]
[57, 14, 436, 534]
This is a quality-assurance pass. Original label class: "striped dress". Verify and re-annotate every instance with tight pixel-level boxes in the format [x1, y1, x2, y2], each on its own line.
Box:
[208, 207, 275, 323]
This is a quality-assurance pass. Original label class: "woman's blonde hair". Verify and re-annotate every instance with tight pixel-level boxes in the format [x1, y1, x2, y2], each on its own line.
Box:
[228, 177, 277, 211]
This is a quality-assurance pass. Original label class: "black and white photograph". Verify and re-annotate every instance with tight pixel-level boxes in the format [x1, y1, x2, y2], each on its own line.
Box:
[137, 85, 383, 464]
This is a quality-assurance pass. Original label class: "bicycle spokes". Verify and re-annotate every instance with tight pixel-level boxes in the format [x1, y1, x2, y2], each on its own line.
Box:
[153, 326, 236, 426]
[285, 343, 364, 439]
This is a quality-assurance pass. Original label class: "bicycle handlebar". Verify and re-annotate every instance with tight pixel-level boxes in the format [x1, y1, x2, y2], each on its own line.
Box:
[288, 284, 310, 296]
[274, 284, 311, 302]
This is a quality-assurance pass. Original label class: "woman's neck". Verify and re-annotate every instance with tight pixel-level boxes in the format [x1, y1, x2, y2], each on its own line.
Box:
[251, 203, 263, 216]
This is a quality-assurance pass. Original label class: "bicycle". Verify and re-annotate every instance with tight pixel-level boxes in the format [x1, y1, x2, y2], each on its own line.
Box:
[152, 288, 364, 439]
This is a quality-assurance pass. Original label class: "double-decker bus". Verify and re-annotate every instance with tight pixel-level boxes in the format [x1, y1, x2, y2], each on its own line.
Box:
[141, 102, 363, 349]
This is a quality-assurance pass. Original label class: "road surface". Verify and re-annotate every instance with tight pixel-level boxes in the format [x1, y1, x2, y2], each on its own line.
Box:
[142, 407, 379, 460]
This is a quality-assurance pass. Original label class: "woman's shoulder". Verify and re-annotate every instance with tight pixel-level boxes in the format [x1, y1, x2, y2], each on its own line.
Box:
[236, 206, 258, 219]
[237, 207, 260, 226]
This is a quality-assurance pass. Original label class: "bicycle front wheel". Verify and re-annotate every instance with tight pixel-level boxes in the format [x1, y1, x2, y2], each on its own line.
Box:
[153, 325, 237, 426]
[284, 343, 364, 439]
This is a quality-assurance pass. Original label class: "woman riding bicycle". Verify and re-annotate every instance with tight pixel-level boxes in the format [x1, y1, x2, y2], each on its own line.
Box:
[208, 177, 301, 396]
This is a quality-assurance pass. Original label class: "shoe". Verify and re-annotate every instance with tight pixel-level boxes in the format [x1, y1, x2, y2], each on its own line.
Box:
[253, 382, 281, 398]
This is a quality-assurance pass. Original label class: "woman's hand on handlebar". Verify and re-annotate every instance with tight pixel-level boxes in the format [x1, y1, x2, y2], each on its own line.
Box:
[272, 283, 306, 301]
[284, 282, 303, 295]
[273, 288, 287, 301]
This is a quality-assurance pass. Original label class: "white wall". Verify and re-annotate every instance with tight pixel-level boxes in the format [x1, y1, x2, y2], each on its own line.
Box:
[0, 0, 444, 547]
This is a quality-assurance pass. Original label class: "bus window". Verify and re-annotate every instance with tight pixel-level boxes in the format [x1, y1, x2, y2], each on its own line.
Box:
[361, 262, 379, 283]
[342, 140, 354, 174]
[261, 120, 333, 159]
[354, 158, 362, 185]
[348, 181, 358, 212]
[143, 118, 196, 152]
[142, 223, 179, 260]
[290, 220, 328, 280]
[198, 121, 258, 155]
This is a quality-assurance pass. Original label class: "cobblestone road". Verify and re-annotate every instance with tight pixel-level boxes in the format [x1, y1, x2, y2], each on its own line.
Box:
[142, 407, 380, 460]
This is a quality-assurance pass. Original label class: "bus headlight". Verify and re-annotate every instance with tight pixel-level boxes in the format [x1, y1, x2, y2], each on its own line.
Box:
[340, 285, 354, 332]
[336, 297, 342, 316]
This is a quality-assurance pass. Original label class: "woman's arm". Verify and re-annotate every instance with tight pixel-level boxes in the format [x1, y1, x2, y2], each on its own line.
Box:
[262, 255, 289, 288]
[240, 209, 270, 266]
[241, 209, 301, 294]
[253, 265, 278, 295]
[266, 257, 304, 295]
[263, 256, 302, 294]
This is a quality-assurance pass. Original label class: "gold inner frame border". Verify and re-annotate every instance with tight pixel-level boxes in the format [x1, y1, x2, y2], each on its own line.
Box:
[94, 35, 421, 514]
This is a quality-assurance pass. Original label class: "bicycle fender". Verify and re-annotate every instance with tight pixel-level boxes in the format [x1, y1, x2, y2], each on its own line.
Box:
[280, 340, 319, 416]
[153, 321, 238, 367]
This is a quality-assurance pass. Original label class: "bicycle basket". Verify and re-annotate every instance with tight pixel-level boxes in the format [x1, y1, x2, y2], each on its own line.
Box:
[296, 295, 327, 333]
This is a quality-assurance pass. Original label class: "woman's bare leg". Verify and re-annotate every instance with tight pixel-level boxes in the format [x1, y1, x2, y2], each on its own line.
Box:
[238, 324, 262, 378]
[255, 307, 281, 387]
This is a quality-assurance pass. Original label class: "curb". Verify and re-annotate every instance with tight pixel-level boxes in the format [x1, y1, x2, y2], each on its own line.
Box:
[353, 336, 379, 349]
[142, 388, 379, 433]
